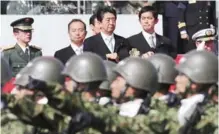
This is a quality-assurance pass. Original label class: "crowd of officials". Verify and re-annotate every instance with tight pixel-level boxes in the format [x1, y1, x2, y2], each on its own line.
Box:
[1, 3, 218, 134]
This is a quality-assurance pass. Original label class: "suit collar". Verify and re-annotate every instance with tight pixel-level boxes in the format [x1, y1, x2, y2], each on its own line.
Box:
[67, 45, 76, 54]
[15, 44, 29, 62]
[100, 32, 114, 40]
[155, 34, 165, 47]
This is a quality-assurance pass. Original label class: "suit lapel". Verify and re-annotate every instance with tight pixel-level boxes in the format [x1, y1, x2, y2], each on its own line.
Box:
[66, 45, 75, 56]
[29, 47, 35, 60]
[114, 34, 123, 52]
[138, 32, 151, 52]
[155, 34, 164, 48]
[97, 33, 111, 54]
[15, 44, 28, 62]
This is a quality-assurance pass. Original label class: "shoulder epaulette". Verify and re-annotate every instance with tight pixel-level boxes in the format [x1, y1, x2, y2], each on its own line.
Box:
[0, 45, 15, 51]
[30, 45, 42, 50]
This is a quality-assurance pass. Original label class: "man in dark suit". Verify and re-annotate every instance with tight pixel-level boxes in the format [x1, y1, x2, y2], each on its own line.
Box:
[84, 6, 131, 62]
[128, 6, 177, 59]
[54, 19, 87, 64]
[177, 1, 216, 53]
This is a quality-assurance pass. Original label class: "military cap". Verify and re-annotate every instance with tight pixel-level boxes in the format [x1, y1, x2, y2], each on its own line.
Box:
[192, 28, 216, 42]
[10, 17, 34, 30]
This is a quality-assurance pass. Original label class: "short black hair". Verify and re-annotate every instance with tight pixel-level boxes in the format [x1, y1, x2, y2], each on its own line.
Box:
[89, 14, 97, 25]
[68, 19, 86, 31]
[138, 6, 158, 20]
[96, 6, 117, 22]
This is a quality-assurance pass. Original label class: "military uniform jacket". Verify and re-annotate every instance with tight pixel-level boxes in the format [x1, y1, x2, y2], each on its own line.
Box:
[177, 1, 216, 37]
[2, 44, 42, 76]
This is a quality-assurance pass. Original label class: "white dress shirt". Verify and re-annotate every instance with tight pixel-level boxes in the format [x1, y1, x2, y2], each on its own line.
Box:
[18, 43, 29, 54]
[142, 31, 157, 48]
[100, 32, 115, 53]
[71, 43, 83, 55]
[178, 94, 205, 126]
[119, 98, 143, 117]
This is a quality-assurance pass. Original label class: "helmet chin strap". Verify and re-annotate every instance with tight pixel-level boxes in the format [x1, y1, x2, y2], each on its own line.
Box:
[116, 83, 132, 104]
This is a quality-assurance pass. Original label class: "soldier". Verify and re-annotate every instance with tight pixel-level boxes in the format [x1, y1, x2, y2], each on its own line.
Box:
[1, 17, 42, 77]
[175, 50, 218, 133]
[177, 1, 216, 53]
[147, 54, 180, 107]
[2, 56, 70, 133]
[80, 60, 116, 105]
[110, 57, 159, 117]
[192, 28, 218, 54]
[1, 61, 34, 134]
[96, 60, 116, 106]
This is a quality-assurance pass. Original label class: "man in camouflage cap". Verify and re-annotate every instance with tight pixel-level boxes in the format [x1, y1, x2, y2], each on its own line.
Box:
[1, 17, 42, 76]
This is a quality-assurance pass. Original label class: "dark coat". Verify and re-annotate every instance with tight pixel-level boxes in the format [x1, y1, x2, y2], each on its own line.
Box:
[128, 32, 177, 58]
[54, 45, 76, 65]
[83, 33, 131, 62]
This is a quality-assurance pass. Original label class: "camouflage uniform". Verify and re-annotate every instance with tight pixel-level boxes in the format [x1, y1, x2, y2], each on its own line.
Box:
[35, 83, 180, 134]
[2, 94, 70, 134]
[1, 56, 69, 134]
[1, 108, 34, 134]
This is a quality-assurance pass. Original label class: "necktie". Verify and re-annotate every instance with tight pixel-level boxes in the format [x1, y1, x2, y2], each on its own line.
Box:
[107, 37, 114, 53]
[76, 48, 82, 55]
[25, 48, 30, 61]
[149, 35, 156, 48]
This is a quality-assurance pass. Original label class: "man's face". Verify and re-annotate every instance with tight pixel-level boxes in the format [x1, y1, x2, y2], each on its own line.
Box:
[110, 75, 126, 99]
[90, 18, 101, 35]
[196, 40, 215, 52]
[139, 12, 158, 33]
[175, 73, 190, 94]
[100, 12, 116, 35]
[14, 30, 32, 44]
[68, 21, 87, 45]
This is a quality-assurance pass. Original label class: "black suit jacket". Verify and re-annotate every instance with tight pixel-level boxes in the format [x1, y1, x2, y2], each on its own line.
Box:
[54, 45, 75, 64]
[128, 32, 177, 58]
[83, 33, 131, 62]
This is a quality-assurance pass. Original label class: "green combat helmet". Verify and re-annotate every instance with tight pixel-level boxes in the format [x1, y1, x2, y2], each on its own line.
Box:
[114, 57, 158, 93]
[14, 66, 30, 87]
[99, 60, 117, 90]
[176, 50, 218, 84]
[62, 52, 107, 83]
[24, 57, 65, 85]
[148, 54, 177, 84]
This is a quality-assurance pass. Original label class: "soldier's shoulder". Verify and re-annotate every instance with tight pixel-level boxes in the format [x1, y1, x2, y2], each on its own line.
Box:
[0, 45, 15, 52]
[29, 45, 42, 51]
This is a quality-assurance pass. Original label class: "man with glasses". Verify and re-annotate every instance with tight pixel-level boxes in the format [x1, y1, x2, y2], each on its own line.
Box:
[1, 17, 42, 76]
